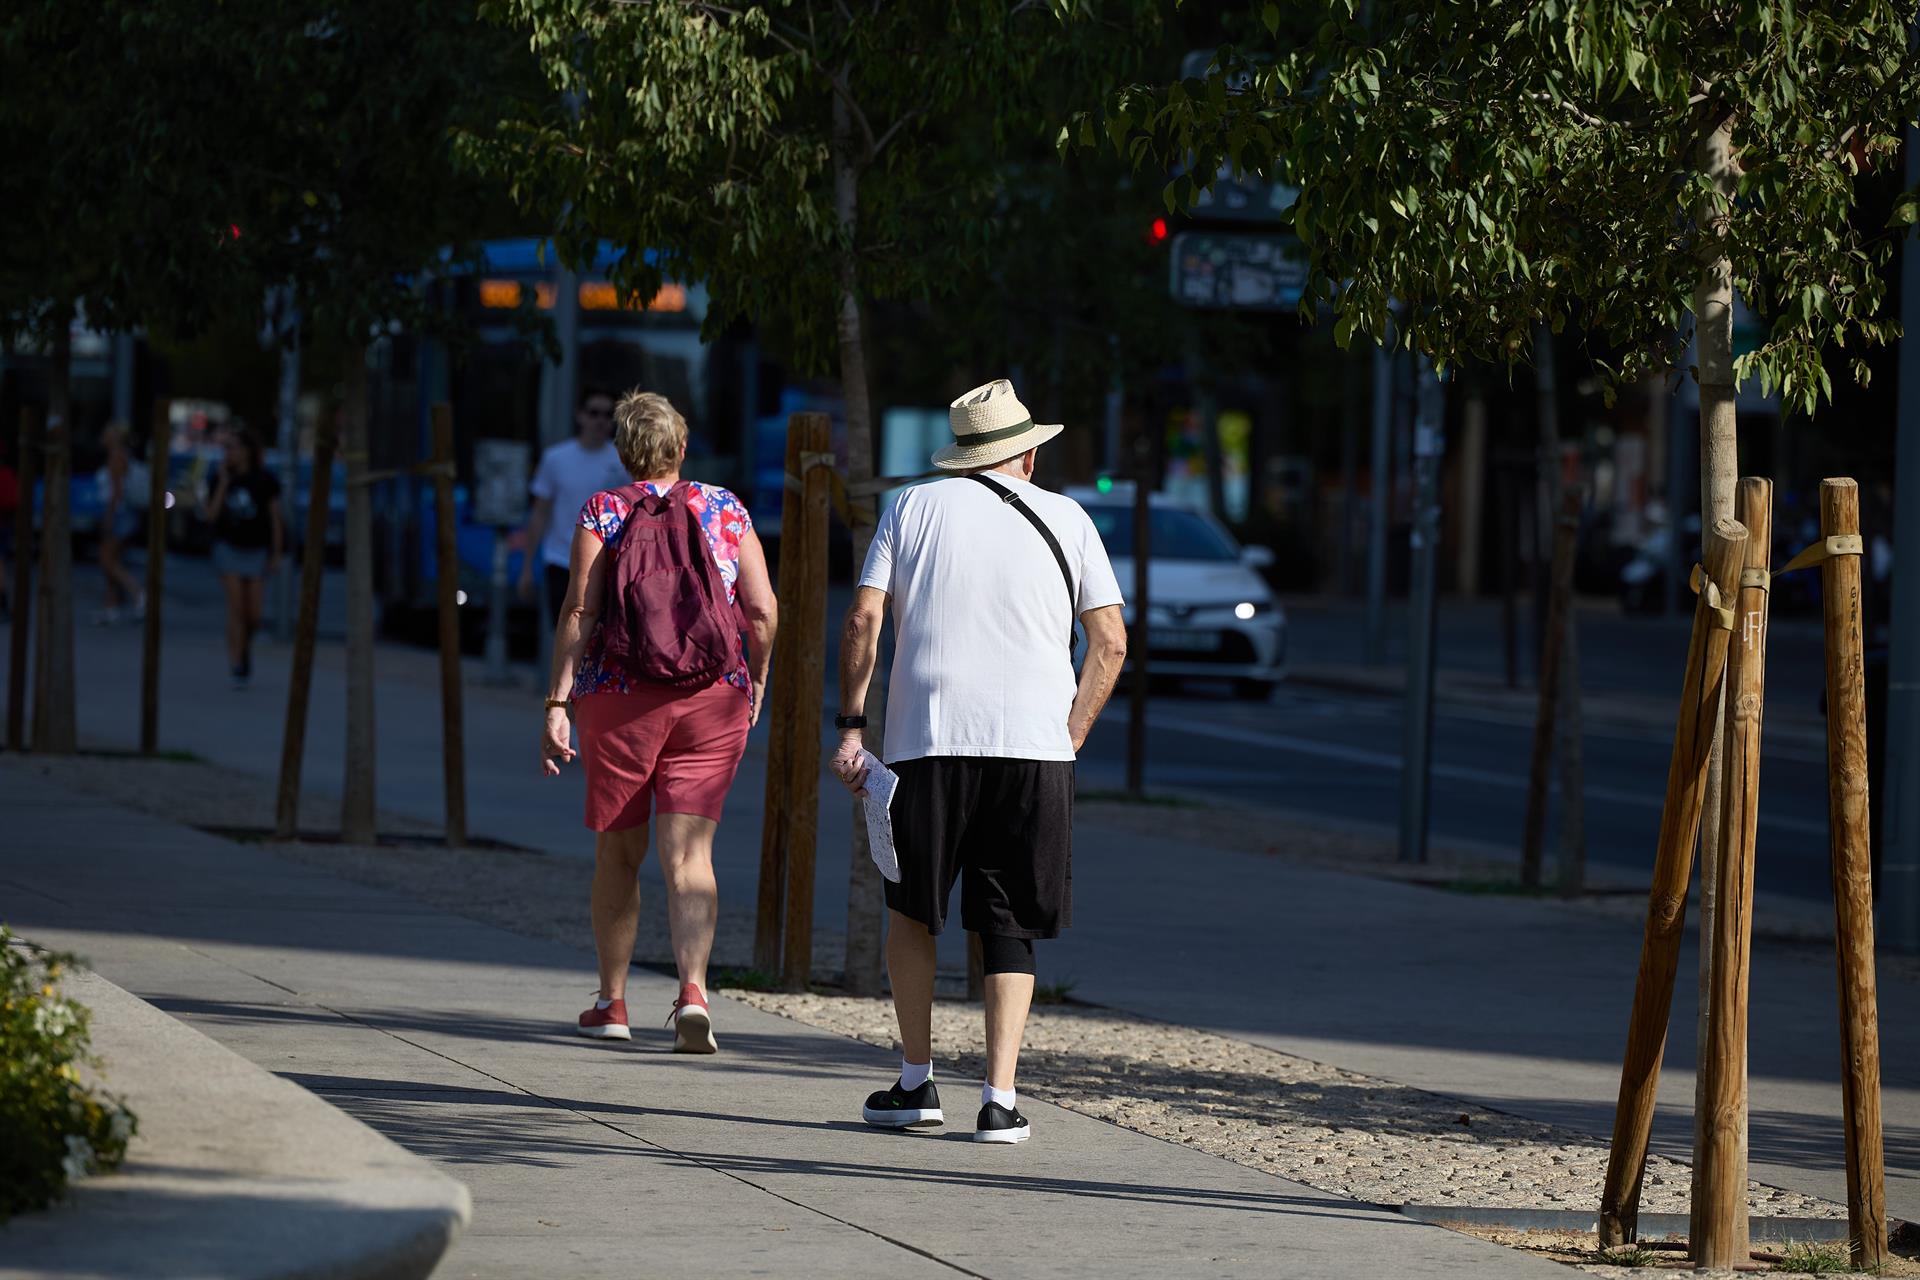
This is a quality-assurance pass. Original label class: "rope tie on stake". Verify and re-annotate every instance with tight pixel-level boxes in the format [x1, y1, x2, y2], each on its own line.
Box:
[782, 450, 838, 494]
[1739, 567, 1770, 592]
[1777, 532, 1863, 576]
[1689, 564, 1736, 631]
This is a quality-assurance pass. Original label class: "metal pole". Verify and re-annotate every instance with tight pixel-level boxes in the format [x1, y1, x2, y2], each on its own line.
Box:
[1665, 391, 1690, 618]
[1365, 344, 1393, 663]
[1880, 121, 1920, 953]
[1104, 336, 1123, 475]
[1126, 430, 1152, 798]
[272, 296, 301, 641]
[1339, 352, 1361, 594]
[110, 333, 136, 426]
[483, 532, 510, 683]
[1398, 358, 1443, 863]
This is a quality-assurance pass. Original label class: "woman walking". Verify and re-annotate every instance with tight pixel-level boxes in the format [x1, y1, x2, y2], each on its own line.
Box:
[540, 390, 776, 1052]
[92, 423, 146, 624]
[201, 425, 284, 689]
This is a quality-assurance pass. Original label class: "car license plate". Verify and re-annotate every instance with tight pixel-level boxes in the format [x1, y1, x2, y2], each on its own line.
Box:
[1148, 628, 1221, 653]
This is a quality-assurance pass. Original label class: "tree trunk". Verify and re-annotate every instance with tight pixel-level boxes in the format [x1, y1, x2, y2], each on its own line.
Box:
[340, 342, 378, 844]
[833, 96, 886, 996]
[35, 310, 77, 754]
[1526, 327, 1585, 887]
[277, 411, 338, 839]
[1690, 113, 1742, 1255]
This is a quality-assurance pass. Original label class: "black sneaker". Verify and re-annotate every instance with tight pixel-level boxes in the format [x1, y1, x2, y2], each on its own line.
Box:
[861, 1079, 943, 1130]
[973, 1101, 1030, 1144]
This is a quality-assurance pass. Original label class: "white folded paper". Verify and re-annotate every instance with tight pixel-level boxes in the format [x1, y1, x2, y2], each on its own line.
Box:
[858, 749, 901, 883]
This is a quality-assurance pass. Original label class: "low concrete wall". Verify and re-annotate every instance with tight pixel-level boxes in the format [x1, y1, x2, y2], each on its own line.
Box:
[0, 963, 469, 1280]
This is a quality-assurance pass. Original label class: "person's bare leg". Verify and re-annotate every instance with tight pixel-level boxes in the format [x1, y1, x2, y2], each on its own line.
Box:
[590, 826, 648, 1001]
[982, 972, 1035, 1092]
[220, 575, 246, 667]
[103, 535, 139, 605]
[100, 535, 124, 607]
[886, 910, 937, 1065]
[242, 578, 265, 665]
[654, 812, 718, 994]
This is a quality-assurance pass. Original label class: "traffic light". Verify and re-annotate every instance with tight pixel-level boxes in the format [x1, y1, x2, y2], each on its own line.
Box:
[1147, 217, 1170, 244]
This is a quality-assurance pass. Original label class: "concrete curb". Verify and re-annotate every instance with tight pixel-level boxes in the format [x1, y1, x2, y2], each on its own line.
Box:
[0, 961, 470, 1280]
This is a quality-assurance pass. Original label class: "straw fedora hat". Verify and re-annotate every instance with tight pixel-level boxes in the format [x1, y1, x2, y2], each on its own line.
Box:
[931, 379, 1065, 472]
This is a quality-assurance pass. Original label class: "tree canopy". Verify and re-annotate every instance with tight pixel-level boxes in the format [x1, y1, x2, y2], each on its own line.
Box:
[1072, 0, 1920, 413]
[469, 0, 1156, 375]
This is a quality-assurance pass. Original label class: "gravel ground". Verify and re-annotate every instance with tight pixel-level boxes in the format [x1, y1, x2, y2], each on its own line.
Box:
[16, 750, 1911, 1275]
[724, 988, 1841, 1223]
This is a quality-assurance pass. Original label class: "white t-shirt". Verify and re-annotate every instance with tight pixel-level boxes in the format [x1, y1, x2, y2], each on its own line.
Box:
[858, 475, 1124, 764]
[530, 439, 630, 568]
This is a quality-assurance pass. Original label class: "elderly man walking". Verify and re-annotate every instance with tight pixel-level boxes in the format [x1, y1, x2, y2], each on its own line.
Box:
[831, 379, 1128, 1144]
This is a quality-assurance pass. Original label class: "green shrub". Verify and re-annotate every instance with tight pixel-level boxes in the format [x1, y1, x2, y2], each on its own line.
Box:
[0, 928, 137, 1220]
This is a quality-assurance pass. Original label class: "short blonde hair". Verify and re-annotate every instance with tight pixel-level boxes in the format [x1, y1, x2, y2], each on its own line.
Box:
[613, 390, 688, 480]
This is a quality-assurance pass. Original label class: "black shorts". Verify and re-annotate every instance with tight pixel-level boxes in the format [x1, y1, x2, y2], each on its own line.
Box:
[883, 757, 1074, 940]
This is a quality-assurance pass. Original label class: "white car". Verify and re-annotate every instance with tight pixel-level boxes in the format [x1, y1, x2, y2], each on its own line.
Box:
[1067, 485, 1287, 700]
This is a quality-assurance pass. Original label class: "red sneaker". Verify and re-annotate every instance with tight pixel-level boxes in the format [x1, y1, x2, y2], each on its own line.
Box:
[577, 996, 631, 1041]
[669, 982, 717, 1054]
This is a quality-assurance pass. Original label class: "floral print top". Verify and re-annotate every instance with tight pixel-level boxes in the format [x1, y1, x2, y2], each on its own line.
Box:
[571, 481, 754, 699]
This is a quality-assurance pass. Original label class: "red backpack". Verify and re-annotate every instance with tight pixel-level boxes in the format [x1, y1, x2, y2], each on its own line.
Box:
[597, 482, 741, 689]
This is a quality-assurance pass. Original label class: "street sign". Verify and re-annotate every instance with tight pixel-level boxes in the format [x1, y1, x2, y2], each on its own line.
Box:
[1177, 50, 1296, 225]
[1169, 232, 1308, 311]
[472, 438, 531, 526]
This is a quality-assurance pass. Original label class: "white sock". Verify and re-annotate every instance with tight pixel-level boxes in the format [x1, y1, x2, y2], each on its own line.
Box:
[899, 1059, 932, 1091]
[594, 997, 614, 1011]
[982, 1083, 1016, 1110]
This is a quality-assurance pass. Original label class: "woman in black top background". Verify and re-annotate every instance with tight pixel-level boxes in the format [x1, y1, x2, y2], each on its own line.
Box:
[201, 425, 283, 689]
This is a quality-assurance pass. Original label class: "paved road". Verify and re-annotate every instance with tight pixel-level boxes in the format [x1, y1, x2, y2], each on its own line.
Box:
[1076, 681, 1836, 902]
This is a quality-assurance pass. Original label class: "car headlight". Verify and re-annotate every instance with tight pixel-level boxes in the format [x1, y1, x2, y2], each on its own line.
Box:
[1234, 600, 1275, 621]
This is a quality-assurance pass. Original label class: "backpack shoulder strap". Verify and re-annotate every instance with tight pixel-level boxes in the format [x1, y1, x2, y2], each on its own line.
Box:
[967, 473, 1078, 650]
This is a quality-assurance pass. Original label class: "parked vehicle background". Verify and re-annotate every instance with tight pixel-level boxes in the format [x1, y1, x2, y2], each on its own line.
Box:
[1068, 483, 1286, 701]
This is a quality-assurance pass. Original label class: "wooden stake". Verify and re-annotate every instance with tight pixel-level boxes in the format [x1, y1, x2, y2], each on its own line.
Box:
[7, 407, 36, 751]
[275, 417, 338, 839]
[1694, 478, 1771, 1269]
[140, 401, 169, 754]
[1816, 477, 1887, 1270]
[1597, 515, 1746, 1247]
[1521, 487, 1579, 886]
[755, 423, 807, 974]
[779, 413, 832, 991]
[339, 347, 376, 844]
[431, 404, 467, 848]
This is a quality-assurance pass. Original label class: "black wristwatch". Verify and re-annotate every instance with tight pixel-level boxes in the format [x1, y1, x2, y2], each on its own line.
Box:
[834, 714, 868, 730]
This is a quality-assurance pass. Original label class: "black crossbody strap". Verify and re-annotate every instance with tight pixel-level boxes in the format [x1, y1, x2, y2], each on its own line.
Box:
[967, 474, 1079, 651]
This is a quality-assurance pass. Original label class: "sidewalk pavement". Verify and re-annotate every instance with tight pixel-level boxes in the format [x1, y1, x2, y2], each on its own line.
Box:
[13, 559, 1917, 1239]
[0, 765, 1570, 1278]
[0, 964, 467, 1280]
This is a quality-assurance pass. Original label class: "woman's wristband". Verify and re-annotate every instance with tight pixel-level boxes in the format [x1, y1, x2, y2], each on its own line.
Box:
[544, 698, 571, 711]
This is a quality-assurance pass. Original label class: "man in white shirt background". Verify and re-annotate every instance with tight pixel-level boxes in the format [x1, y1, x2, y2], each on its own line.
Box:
[518, 386, 630, 621]
[831, 378, 1129, 1145]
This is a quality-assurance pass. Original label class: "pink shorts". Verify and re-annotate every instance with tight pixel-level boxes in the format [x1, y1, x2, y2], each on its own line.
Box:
[575, 682, 750, 830]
